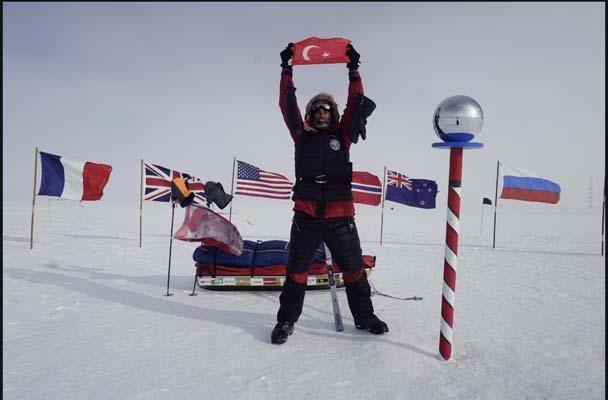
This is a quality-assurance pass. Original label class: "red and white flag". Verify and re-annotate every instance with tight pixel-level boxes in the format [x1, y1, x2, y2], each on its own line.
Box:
[173, 204, 244, 255]
[292, 37, 351, 65]
[352, 171, 382, 206]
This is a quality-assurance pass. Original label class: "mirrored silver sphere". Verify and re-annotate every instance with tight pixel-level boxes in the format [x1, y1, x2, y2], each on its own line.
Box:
[433, 95, 483, 142]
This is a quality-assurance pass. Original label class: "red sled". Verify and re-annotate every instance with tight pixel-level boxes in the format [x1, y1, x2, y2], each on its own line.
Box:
[192, 240, 376, 291]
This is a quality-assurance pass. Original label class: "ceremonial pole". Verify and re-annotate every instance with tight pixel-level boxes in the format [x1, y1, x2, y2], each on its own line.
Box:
[432, 95, 484, 361]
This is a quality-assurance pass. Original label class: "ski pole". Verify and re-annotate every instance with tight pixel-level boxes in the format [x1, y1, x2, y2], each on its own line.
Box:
[323, 242, 343, 332]
[189, 270, 198, 297]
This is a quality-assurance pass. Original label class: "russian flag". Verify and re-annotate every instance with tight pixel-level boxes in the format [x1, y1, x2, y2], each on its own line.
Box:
[352, 171, 382, 206]
[499, 165, 560, 204]
[38, 151, 113, 201]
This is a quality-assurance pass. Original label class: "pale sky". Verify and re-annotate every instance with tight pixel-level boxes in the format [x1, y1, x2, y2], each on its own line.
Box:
[3, 2, 605, 209]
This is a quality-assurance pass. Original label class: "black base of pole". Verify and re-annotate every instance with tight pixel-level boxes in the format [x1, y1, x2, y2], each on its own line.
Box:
[164, 292, 174, 297]
[189, 273, 198, 296]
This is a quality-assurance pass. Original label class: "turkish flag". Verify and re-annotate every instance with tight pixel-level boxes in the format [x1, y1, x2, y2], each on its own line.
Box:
[174, 204, 244, 255]
[292, 37, 351, 65]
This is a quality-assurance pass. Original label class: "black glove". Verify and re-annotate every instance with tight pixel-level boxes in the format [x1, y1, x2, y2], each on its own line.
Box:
[349, 95, 376, 143]
[346, 44, 360, 70]
[204, 181, 233, 210]
[280, 43, 294, 69]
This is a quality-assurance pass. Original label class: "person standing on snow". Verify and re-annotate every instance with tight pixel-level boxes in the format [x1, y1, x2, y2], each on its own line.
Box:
[271, 42, 388, 344]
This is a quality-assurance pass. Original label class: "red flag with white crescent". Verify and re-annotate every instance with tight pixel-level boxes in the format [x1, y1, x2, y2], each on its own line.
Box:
[292, 37, 351, 65]
[173, 204, 244, 255]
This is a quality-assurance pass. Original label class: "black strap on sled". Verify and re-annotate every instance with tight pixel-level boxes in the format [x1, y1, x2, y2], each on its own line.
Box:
[251, 241, 262, 278]
[212, 247, 217, 278]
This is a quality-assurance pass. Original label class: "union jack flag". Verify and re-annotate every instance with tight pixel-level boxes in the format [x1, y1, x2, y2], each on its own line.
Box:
[143, 162, 205, 204]
[386, 169, 412, 190]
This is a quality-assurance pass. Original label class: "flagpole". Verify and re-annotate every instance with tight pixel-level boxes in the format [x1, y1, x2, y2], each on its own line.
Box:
[480, 201, 484, 235]
[165, 201, 176, 297]
[601, 173, 605, 256]
[30, 147, 39, 249]
[492, 160, 500, 249]
[380, 166, 387, 246]
[229, 156, 236, 222]
[139, 159, 144, 248]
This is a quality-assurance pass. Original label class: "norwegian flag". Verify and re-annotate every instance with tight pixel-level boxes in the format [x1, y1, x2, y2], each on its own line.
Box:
[352, 171, 382, 206]
[143, 162, 205, 204]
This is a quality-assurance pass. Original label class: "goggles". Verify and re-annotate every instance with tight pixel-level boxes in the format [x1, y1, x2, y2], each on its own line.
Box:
[311, 102, 332, 112]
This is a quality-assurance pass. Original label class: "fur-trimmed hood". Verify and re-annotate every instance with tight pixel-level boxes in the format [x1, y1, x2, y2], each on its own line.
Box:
[304, 93, 340, 130]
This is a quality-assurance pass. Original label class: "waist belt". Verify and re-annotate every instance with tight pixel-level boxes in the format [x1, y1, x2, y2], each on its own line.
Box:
[298, 175, 347, 184]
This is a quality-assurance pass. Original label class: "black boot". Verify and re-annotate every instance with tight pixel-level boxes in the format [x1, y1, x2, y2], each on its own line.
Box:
[355, 314, 389, 334]
[276, 276, 307, 323]
[345, 273, 389, 334]
[271, 321, 295, 344]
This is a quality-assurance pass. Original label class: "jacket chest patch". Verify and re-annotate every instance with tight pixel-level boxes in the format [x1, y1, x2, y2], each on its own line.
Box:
[329, 138, 341, 151]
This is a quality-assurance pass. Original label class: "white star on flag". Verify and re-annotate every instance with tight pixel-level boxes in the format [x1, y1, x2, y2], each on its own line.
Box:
[322, 51, 330, 58]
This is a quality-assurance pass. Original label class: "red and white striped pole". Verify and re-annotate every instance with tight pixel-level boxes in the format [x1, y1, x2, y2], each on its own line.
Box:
[432, 95, 484, 361]
[439, 147, 463, 360]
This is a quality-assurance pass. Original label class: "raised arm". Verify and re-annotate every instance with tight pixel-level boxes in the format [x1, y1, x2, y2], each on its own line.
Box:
[340, 44, 364, 148]
[278, 43, 304, 142]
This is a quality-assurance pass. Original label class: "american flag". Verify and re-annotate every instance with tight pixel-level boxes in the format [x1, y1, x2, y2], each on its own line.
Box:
[386, 169, 412, 190]
[235, 160, 293, 200]
[143, 162, 205, 204]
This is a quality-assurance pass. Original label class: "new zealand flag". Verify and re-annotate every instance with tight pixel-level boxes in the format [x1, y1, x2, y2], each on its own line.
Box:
[385, 169, 438, 209]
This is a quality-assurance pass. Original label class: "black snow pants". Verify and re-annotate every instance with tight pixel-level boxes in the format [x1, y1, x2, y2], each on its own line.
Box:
[276, 210, 375, 324]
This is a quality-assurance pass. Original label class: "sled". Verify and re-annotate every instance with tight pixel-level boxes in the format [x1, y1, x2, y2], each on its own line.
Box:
[192, 240, 376, 291]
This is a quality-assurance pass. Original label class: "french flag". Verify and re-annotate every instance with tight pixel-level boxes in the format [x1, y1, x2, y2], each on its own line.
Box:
[352, 171, 382, 206]
[499, 165, 560, 204]
[38, 151, 113, 201]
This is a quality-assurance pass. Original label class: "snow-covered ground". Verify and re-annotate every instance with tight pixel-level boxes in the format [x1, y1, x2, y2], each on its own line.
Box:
[3, 198, 605, 399]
